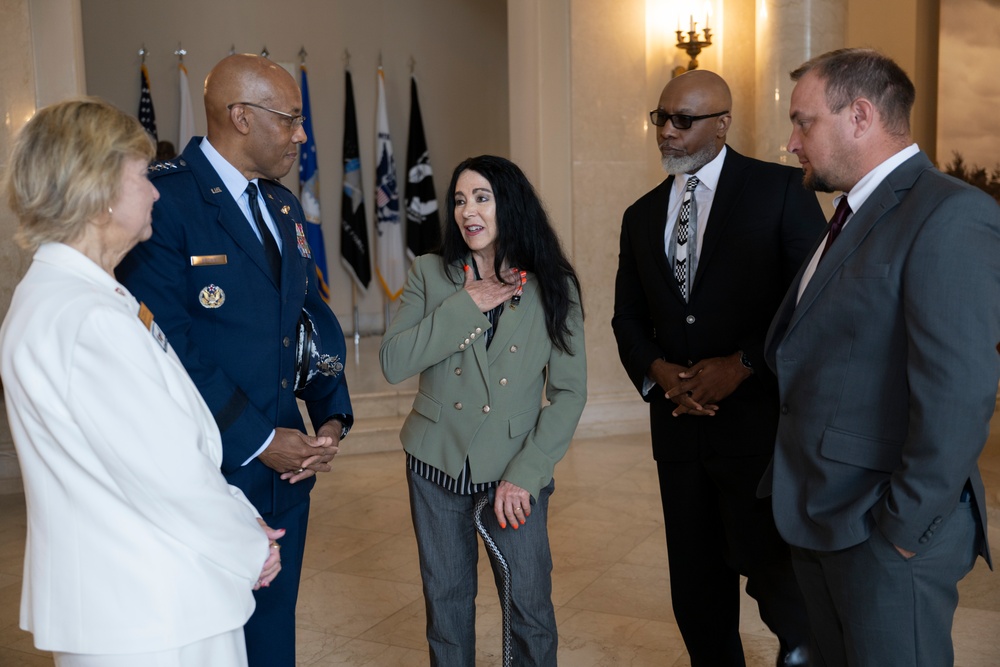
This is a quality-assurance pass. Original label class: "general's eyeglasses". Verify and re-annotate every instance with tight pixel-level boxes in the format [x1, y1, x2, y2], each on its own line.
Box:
[649, 109, 729, 130]
[228, 102, 306, 128]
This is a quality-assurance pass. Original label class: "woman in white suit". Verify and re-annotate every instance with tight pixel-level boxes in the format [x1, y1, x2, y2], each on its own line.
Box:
[0, 98, 282, 667]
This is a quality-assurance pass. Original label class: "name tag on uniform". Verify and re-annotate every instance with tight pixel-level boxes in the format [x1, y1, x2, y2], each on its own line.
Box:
[138, 302, 168, 351]
[190, 254, 228, 266]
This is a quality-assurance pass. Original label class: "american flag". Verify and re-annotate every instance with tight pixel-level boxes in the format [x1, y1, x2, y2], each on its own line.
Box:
[138, 64, 158, 140]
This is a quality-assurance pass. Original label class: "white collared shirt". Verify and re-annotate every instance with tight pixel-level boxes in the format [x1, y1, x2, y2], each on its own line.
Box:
[797, 143, 920, 301]
[643, 146, 727, 396]
[662, 145, 728, 261]
[199, 138, 283, 252]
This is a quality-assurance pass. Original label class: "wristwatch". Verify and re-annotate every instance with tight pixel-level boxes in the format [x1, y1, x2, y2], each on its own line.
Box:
[738, 351, 754, 374]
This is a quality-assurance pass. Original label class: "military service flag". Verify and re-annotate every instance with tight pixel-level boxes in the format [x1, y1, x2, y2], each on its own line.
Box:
[341, 69, 372, 291]
[298, 64, 331, 302]
[404, 75, 440, 259]
[374, 67, 405, 301]
[178, 61, 195, 148]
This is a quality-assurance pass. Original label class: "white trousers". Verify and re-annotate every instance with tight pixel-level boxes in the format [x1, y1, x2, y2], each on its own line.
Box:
[53, 628, 247, 667]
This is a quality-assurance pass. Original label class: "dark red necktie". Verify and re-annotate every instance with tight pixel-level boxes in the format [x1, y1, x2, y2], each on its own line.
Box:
[820, 196, 852, 261]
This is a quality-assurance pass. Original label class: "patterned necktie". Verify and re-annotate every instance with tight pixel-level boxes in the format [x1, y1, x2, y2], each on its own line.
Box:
[820, 196, 852, 261]
[673, 175, 700, 301]
[245, 181, 281, 283]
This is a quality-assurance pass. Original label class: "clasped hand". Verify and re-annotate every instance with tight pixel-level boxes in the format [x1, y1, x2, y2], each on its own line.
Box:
[651, 353, 749, 417]
[463, 264, 524, 312]
[259, 425, 341, 484]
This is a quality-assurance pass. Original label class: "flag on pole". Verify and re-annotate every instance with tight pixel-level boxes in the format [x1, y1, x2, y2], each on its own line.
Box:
[138, 64, 158, 140]
[404, 75, 440, 259]
[374, 67, 405, 301]
[341, 69, 372, 290]
[178, 61, 195, 148]
[298, 64, 331, 303]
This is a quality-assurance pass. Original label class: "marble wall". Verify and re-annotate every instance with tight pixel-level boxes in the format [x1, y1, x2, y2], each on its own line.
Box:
[0, 1, 38, 493]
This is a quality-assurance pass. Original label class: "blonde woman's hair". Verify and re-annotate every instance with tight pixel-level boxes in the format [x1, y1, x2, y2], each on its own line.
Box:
[4, 97, 155, 251]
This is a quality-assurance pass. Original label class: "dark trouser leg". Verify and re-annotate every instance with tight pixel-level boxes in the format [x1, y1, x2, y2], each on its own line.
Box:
[244, 498, 310, 667]
[407, 468, 479, 667]
[792, 501, 978, 667]
[481, 479, 558, 667]
[704, 454, 810, 653]
[657, 459, 745, 667]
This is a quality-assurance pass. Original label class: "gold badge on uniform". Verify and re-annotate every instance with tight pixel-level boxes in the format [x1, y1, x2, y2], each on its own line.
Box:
[199, 284, 226, 309]
[281, 205, 291, 215]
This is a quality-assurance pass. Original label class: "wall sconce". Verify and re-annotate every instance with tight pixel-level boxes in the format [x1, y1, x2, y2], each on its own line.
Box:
[675, 13, 711, 72]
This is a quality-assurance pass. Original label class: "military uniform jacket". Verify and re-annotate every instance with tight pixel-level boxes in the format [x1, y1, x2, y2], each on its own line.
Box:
[117, 137, 352, 515]
[380, 255, 587, 500]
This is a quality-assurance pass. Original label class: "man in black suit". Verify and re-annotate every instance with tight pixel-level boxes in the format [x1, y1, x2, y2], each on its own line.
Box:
[612, 70, 824, 666]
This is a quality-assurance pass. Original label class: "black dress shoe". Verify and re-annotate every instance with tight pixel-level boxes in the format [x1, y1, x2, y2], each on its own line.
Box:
[777, 645, 808, 667]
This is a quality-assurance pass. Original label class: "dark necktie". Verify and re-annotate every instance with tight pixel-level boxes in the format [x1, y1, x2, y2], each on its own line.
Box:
[245, 181, 281, 283]
[820, 196, 852, 261]
[673, 175, 700, 301]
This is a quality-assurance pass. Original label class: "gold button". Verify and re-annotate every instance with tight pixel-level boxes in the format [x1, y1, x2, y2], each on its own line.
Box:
[281, 378, 288, 389]
[499, 378, 508, 386]
[454, 367, 463, 376]
[482, 405, 491, 413]
[459, 343, 466, 350]
[510, 345, 518, 353]
[454, 402, 463, 410]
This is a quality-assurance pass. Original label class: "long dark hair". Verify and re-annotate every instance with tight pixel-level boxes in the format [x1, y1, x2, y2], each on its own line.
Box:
[440, 155, 583, 353]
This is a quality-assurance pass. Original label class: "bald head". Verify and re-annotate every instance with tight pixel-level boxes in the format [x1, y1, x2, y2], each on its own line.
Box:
[661, 70, 732, 123]
[205, 54, 299, 132]
[654, 70, 732, 175]
[203, 54, 306, 180]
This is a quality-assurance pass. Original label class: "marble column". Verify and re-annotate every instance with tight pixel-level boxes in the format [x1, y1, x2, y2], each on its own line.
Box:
[754, 0, 846, 165]
[0, 0, 86, 493]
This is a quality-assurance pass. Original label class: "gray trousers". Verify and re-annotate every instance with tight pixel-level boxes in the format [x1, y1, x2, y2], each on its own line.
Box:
[790, 500, 980, 667]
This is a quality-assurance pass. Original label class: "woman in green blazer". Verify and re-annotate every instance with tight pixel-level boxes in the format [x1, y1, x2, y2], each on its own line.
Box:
[381, 156, 587, 666]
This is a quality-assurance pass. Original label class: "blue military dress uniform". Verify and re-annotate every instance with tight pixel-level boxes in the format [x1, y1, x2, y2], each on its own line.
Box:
[117, 137, 352, 667]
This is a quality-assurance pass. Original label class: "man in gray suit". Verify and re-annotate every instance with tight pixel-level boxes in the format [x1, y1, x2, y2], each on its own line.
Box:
[762, 48, 1000, 666]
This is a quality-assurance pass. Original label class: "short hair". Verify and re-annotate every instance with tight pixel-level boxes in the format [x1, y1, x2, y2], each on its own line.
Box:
[440, 155, 583, 353]
[790, 48, 915, 137]
[4, 97, 155, 251]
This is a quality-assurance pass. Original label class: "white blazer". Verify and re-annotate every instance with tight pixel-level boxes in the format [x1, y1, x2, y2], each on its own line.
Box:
[0, 243, 269, 654]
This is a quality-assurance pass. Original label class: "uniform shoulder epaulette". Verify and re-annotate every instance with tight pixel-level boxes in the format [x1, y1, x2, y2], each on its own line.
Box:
[147, 159, 190, 178]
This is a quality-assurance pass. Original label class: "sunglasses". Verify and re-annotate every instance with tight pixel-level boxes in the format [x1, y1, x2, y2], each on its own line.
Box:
[649, 109, 729, 129]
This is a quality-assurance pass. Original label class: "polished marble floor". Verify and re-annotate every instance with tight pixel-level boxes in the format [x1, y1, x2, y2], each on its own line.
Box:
[1, 364, 998, 665]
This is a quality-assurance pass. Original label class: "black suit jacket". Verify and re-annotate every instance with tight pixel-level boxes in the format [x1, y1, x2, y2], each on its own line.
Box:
[612, 147, 825, 461]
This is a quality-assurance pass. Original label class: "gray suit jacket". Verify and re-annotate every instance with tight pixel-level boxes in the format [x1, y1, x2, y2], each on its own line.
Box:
[762, 151, 1000, 565]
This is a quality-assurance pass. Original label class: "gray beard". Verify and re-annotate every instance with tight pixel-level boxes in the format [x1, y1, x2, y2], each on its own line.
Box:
[660, 143, 718, 175]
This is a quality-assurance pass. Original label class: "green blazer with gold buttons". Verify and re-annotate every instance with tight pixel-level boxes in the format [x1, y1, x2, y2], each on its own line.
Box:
[380, 254, 587, 499]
